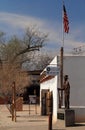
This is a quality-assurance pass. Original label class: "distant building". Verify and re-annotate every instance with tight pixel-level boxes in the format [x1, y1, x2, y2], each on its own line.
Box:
[23, 70, 42, 104]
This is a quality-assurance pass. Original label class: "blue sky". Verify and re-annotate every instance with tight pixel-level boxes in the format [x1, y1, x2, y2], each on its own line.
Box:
[0, 0, 85, 55]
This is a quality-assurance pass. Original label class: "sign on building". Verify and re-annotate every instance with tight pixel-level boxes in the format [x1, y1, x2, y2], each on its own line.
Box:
[46, 66, 60, 76]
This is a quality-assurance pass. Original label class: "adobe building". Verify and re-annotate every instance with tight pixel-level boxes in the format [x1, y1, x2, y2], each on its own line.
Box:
[40, 57, 58, 122]
[40, 55, 85, 123]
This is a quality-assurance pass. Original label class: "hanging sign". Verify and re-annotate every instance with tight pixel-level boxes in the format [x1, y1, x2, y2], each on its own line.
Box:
[46, 66, 60, 76]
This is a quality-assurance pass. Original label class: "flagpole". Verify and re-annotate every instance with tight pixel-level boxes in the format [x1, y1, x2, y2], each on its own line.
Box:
[62, 0, 65, 48]
[60, 0, 65, 90]
[60, 0, 64, 108]
[60, 0, 69, 108]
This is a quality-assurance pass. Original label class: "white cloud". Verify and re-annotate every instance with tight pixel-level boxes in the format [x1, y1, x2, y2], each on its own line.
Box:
[0, 12, 62, 48]
[0, 12, 44, 29]
[0, 12, 85, 54]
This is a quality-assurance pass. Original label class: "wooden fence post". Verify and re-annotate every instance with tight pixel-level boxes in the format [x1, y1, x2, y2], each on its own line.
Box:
[12, 81, 16, 122]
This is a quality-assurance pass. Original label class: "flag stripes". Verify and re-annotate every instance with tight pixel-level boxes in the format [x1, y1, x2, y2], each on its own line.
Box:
[63, 4, 69, 33]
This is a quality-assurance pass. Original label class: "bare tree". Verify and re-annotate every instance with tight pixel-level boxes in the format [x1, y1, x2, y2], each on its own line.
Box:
[0, 26, 48, 96]
[23, 53, 53, 70]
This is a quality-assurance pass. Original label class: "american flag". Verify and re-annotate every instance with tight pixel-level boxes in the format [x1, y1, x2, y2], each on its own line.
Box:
[63, 4, 69, 33]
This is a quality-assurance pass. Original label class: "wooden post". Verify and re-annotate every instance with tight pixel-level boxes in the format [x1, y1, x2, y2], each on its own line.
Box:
[48, 91, 53, 130]
[34, 89, 37, 114]
[60, 47, 64, 108]
[48, 113, 52, 130]
[29, 96, 30, 115]
[14, 81, 16, 122]
[12, 81, 16, 122]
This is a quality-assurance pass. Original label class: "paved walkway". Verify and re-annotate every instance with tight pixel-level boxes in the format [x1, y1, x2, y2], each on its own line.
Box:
[0, 105, 85, 130]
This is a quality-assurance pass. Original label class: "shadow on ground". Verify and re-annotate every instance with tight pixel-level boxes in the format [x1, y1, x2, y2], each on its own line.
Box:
[74, 123, 85, 127]
[52, 129, 66, 130]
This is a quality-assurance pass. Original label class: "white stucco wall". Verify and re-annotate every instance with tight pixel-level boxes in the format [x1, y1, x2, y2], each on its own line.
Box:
[63, 56, 85, 107]
[40, 56, 58, 122]
[40, 76, 58, 122]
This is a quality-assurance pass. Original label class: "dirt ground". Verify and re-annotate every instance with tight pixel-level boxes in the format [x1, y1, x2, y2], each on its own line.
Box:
[0, 104, 85, 130]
